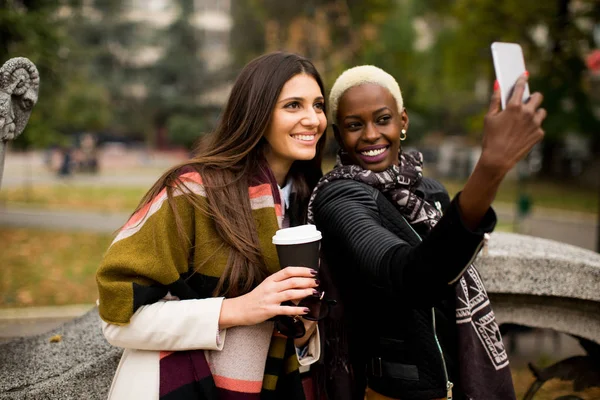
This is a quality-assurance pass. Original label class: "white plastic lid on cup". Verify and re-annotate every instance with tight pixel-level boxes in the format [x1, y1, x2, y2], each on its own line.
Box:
[272, 224, 322, 245]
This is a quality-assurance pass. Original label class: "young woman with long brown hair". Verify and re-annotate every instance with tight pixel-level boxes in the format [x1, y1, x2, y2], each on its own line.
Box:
[96, 52, 327, 400]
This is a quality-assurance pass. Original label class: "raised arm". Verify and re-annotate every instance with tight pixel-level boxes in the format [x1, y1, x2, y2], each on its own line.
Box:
[459, 73, 546, 229]
[312, 180, 495, 301]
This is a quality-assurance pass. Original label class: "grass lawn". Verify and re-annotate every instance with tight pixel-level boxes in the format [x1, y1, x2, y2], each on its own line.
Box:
[441, 178, 598, 215]
[0, 227, 112, 307]
[0, 185, 147, 213]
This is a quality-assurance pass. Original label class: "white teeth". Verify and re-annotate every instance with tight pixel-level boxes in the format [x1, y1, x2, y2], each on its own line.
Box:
[292, 135, 315, 141]
[360, 148, 386, 156]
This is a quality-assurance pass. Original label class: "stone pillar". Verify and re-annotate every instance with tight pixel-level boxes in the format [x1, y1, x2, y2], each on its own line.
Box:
[0, 57, 40, 189]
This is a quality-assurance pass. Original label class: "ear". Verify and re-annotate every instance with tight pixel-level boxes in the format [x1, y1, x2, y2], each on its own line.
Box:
[400, 108, 409, 131]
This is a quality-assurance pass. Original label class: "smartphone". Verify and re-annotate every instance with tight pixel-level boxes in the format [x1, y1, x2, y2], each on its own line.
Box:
[491, 42, 530, 109]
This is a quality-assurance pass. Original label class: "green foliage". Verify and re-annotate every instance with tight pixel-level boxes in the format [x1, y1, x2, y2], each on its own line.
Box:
[1, 1, 115, 149]
[147, 0, 208, 118]
[4, 0, 597, 159]
[1, 2, 68, 148]
[53, 76, 112, 133]
[167, 114, 207, 149]
[441, 0, 600, 139]
[230, 0, 266, 67]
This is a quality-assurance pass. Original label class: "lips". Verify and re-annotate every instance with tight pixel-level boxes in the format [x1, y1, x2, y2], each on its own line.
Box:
[291, 134, 316, 142]
[357, 145, 389, 163]
[290, 132, 319, 144]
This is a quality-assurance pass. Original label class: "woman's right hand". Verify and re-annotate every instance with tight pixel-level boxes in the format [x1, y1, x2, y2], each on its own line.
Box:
[218, 267, 319, 329]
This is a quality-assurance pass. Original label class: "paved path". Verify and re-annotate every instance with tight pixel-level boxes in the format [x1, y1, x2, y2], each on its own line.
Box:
[0, 304, 94, 342]
[0, 207, 129, 233]
[1, 204, 597, 250]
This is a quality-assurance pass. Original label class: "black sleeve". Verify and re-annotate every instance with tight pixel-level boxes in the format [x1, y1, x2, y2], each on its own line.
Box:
[312, 180, 496, 299]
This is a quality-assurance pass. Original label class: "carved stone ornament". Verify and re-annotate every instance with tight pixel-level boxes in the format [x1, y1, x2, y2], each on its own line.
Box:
[0, 57, 40, 141]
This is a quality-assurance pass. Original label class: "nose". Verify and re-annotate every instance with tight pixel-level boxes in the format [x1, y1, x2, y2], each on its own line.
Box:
[361, 122, 379, 143]
[301, 107, 320, 129]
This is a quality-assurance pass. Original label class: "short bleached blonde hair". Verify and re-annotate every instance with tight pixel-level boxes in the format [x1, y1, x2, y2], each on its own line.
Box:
[329, 65, 404, 123]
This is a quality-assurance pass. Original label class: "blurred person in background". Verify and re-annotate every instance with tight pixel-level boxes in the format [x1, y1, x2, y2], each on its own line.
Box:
[57, 145, 73, 178]
[309, 66, 545, 400]
[96, 52, 328, 400]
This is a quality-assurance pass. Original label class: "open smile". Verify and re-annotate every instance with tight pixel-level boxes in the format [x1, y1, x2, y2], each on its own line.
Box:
[291, 133, 318, 143]
[357, 145, 390, 163]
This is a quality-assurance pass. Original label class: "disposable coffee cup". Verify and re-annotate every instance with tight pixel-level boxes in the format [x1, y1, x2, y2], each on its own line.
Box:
[272, 225, 322, 271]
[272, 225, 323, 319]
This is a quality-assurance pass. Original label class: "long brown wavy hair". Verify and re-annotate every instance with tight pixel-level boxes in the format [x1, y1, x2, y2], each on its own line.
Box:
[130, 52, 327, 298]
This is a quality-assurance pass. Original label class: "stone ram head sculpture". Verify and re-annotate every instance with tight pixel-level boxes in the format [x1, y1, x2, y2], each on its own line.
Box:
[0, 57, 40, 141]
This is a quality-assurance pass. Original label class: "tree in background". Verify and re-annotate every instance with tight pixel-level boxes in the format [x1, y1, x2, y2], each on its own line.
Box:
[144, 0, 210, 150]
[434, 0, 600, 177]
[65, 0, 156, 144]
[66, 0, 223, 150]
[231, 0, 395, 86]
[0, 0, 112, 149]
[232, 0, 600, 178]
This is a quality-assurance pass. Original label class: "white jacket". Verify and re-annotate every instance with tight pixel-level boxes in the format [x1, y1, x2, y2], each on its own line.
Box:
[102, 297, 320, 399]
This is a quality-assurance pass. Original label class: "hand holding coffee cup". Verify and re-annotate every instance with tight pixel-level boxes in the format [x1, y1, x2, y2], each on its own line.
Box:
[272, 225, 325, 321]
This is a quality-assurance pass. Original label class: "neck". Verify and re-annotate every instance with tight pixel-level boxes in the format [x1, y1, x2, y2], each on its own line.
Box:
[265, 156, 292, 187]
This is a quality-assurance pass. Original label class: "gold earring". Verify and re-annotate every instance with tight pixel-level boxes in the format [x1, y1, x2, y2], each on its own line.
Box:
[400, 129, 407, 141]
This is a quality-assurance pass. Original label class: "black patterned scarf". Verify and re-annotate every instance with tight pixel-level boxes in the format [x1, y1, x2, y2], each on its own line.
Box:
[308, 150, 516, 400]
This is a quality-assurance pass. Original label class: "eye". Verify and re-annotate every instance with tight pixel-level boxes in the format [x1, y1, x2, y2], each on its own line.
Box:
[314, 101, 325, 111]
[377, 115, 392, 124]
[284, 101, 301, 109]
[345, 122, 362, 131]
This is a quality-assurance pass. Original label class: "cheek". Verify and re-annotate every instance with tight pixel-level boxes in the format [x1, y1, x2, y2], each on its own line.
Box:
[339, 133, 357, 152]
[318, 115, 327, 133]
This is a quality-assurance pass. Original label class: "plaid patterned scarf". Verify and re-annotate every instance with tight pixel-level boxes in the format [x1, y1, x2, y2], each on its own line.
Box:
[308, 149, 516, 400]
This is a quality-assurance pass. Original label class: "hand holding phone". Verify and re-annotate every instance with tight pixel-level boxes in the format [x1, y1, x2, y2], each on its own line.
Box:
[491, 42, 530, 109]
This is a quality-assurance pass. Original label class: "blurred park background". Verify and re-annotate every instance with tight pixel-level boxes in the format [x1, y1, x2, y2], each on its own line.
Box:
[0, 0, 599, 398]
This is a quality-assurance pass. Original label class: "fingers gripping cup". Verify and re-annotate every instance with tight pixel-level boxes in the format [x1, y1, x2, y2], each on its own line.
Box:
[272, 225, 323, 320]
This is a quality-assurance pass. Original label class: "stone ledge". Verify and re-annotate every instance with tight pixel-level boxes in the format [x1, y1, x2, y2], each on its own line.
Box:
[491, 293, 600, 344]
[478, 232, 600, 303]
[0, 308, 120, 400]
[0, 304, 94, 321]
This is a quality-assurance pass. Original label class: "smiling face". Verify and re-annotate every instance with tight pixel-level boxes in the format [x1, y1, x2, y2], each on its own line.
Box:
[335, 83, 408, 172]
[263, 73, 327, 179]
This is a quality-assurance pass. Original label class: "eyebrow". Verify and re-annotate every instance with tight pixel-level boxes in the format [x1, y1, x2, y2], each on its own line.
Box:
[278, 96, 325, 104]
[343, 107, 390, 121]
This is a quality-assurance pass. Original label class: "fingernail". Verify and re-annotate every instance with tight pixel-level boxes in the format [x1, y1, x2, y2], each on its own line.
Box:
[493, 80, 499, 91]
[312, 289, 320, 295]
[310, 269, 318, 276]
[524, 71, 529, 77]
[314, 279, 320, 285]
[303, 308, 310, 314]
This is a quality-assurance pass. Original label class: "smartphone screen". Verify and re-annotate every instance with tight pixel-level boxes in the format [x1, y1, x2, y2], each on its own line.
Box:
[491, 42, 530, 109]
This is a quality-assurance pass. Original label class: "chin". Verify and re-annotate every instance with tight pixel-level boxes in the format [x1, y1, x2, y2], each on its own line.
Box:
[359, 161, 394, 172]
[291, 150, 317, 161]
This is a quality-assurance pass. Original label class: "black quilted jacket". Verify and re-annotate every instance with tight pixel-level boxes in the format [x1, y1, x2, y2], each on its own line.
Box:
[311, 178, 496, 400]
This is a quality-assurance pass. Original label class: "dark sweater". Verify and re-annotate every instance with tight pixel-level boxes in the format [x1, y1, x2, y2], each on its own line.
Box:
[312, 179, 496, 400]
